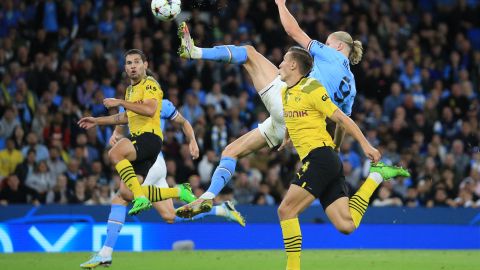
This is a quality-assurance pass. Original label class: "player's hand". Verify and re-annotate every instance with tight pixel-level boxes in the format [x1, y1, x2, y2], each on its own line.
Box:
[109, 131, 124, 146]
[278, 136, 292, 151]
[275, 0, 286, 6]
[77, 117, 97, 129]
[363, 144, 381, 163]
[189, 140, 200, 160]
[103, 98, 122, 108]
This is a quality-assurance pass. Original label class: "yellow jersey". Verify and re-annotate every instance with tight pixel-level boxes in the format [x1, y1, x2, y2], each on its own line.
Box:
[125, 76, 164, 139]
[282, 77, 339, 160]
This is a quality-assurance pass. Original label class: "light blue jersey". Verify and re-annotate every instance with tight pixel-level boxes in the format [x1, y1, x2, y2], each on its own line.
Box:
[308, 40, 356, 116]
[119, 99, 178, 133]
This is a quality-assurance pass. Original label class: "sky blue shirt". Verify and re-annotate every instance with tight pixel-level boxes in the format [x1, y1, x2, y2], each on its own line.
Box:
[308, 40, 357, 116]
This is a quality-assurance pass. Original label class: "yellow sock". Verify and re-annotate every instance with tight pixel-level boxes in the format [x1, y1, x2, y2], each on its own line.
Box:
[115, 159, 144, 198]
[142, 186, 180, 202]
[280, 218, 302, 270]
[349, 178, 379, 228]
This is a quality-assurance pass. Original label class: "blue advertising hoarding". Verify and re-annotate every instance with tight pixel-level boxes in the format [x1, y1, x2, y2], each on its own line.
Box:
[0, 205, 479, 253]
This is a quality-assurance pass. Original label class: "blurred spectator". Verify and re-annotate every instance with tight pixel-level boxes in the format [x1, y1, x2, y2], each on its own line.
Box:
[372, 185, 403, 207]
[25, 160, 55, 203]
[46, 174, 69, 205]
[0, 175, 30, 205]
[0, 106, 20, 139]
[179, 92, 204, 125]
[0, 138, 23, 178]
[14, 148, 36, 184]
[21, 132, 49, 162]
[205, 83, 232, 114]
[69, 180, 88, 204]
[198, 149, 217, 184]
[205, 114, 229, 156]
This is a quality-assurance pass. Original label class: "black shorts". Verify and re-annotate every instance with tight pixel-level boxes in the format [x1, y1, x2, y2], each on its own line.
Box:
[128, 132, 162, 177]
[292, 147, 349, 209]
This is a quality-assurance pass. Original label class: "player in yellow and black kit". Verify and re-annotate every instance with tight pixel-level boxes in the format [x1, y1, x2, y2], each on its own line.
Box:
[78, 49, 194, 216]
[276, 47, 410, 270]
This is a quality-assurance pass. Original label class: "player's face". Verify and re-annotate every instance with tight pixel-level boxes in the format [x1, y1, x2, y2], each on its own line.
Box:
[326, 35, 342, 51]
[125, 54, 147, 81]
[278, 52, 294, 81]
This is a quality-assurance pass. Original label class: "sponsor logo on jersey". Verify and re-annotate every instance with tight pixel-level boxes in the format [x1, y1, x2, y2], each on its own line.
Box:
[284, 110, 308, 118]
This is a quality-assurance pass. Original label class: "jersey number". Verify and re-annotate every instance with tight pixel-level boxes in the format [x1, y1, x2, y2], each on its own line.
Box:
[334, 76, 351, 103]
[146, 85, 157, 91]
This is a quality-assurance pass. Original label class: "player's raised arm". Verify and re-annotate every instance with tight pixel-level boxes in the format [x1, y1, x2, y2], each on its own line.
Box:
[78, 112, 128, 129]
[275, 0, 311, 49]
[171, 112, 199, 159]
[104, 98, 158, 117]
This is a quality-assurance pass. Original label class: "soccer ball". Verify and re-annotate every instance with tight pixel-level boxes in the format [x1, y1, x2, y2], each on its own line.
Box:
[151, 0, 182, 21]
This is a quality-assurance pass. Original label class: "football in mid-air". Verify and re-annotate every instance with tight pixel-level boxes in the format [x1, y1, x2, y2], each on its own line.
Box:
[151, 0, 181, 21]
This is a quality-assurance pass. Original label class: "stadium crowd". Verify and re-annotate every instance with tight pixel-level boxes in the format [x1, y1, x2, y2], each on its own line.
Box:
[0, 0, 479, 209]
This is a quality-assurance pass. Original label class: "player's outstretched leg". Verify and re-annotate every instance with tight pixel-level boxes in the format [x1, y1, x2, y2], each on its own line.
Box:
[176, 129, 267, 218]
[178, 22, 247, 63]
[141, 183, 197, 206]
[325, 162, 410, 235]
[178, 22, 278, 92]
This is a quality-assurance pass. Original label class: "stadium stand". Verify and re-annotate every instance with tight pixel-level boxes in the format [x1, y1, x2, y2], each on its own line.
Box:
[0, 0, 479, 209]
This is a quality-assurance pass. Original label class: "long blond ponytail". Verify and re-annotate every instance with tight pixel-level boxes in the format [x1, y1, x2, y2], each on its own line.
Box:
[331, 31, 364, 65]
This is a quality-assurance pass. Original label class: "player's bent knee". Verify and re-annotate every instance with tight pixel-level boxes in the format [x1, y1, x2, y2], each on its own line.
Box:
[243, 45, 257, 57]
[222, 144, 240, 159]
[335, 222, 356, 235]
[277, 203, 294, 220]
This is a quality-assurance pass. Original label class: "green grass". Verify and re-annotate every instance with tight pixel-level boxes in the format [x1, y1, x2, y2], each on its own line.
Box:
[0, 250, 478, 270]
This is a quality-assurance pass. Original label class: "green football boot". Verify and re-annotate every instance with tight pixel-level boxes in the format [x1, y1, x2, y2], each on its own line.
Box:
[128, 196, 152, 216]
[178, 183, 197, 203]
[369, 162, 411, 180]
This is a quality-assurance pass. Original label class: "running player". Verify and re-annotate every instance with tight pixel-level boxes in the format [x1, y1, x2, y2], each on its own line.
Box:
[277, 47, 409, 270]
[80, 99, 245, 269]
[78, 49, 191, 215]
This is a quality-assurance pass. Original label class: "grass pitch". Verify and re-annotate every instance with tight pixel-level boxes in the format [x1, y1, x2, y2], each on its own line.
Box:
[0, 250, 478, 270]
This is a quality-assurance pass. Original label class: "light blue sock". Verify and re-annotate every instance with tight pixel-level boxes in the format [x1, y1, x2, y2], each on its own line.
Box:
[104, 204, 126, 248]
[174, 207, 217, 222]
[201, 45, 247, 64]
[202, 157, 236, 198]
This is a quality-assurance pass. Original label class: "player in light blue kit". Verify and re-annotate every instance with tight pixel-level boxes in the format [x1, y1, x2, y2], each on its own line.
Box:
[80, 99, 245, 269]
[275, 0, 364, 151]
[175, 2, 367, 218]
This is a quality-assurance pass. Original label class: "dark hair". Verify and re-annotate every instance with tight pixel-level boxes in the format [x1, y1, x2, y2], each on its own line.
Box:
[288, 46, 313, 76]
[124, 49, 146, 62]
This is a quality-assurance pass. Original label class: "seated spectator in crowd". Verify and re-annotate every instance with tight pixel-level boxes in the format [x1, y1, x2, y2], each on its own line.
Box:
[46, 174, 70, 205]
[25, 160, 55, 203]
[0, 106, 20, 139]
[372, 185, 404, 207]
[0, 138, 23, 178]
[14, 148, 37, 184]
[0, 175, 30, 205]
[21, 132, 49, 162]
[69, 180, 88, 204]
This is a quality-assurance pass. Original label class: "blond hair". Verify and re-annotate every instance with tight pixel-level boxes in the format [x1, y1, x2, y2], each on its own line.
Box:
[331, 31, 363, 65]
